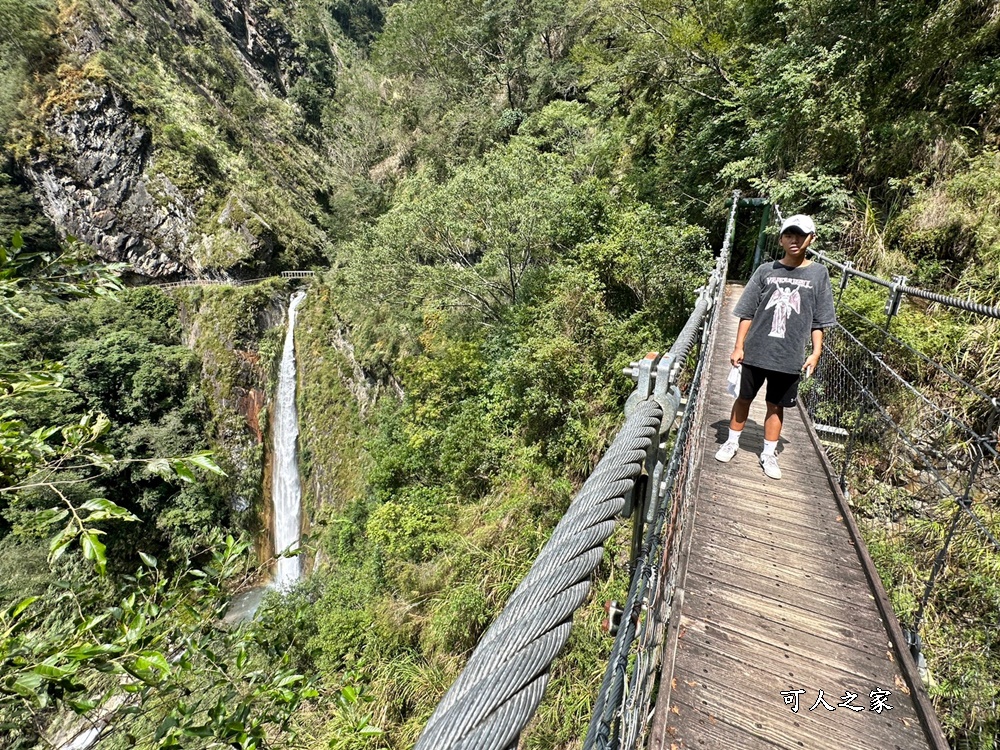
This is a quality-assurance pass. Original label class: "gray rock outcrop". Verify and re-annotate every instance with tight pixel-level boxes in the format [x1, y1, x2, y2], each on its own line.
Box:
[17, 0, 310, 281]
[208, 0, 305, 95]
[25, 85, 192, 278]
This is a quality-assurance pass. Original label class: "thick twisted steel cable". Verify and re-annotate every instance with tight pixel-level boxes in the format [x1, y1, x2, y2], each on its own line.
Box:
[668, 293, 712, 368]
[810, 251, 1000, 318]
[585, 335, 709, 750]
[414, 400, 663, 750]
[897, 284, 1000, 319]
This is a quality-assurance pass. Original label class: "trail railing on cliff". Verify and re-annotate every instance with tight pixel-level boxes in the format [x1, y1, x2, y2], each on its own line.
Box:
[153, 270, 315, 289]
[416, 194, 999, 749]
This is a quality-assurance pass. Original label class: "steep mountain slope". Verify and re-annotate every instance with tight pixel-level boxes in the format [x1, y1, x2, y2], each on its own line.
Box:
[3, 0, 360, 279]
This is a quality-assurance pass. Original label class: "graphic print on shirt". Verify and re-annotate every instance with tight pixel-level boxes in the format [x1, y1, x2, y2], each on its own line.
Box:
[765, 285, 801, 338]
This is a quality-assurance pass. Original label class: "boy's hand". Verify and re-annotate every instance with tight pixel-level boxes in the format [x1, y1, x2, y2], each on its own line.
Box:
[803, 352, 820, 377]
[730, 347, 744, 367]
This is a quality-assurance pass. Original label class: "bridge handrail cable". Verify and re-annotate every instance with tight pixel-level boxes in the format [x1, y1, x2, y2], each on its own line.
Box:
[584, 190, 741, 749]
[810, 251, 1000, 320]
[414, 191, 743, 749]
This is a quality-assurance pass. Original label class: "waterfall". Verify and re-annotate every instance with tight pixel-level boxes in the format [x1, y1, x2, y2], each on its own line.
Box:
[272, 290, 306, 590]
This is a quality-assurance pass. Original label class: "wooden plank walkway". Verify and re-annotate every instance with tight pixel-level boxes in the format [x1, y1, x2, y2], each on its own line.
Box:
[648, 283, 946, 750]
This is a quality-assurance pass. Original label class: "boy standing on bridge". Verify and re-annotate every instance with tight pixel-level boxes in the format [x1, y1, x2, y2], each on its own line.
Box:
[714, 214, 837, 479]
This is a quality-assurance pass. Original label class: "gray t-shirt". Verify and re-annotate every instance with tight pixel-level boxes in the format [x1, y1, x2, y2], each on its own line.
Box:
[733, 260, 837, 374]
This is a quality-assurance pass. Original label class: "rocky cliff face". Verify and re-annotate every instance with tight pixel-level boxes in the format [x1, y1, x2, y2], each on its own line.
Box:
[26, 85, 192, 278]
[17, 0, 324, 280]
[179, 283, 289, 514]
[208, 0, 305, 95]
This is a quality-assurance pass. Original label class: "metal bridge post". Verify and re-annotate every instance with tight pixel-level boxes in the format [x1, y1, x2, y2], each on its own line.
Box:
[623, 353, 660, 522]
[837, 260, 854, 308]
[751, 202, 772, 269]
[884, 274, 907, 330]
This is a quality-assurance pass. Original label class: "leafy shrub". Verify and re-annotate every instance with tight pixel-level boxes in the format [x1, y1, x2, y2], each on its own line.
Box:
[365, 487, 454, 562]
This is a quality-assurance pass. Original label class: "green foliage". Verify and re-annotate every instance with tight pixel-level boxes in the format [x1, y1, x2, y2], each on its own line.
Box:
[293, 283, 369, 537]
[0, 0, 57, 138]
[3, 0, 1000, 743]
[340, 140, 595, 372]
[892, 149, 1000, 301]
[174, 279, 290, 525]
[0, 239, 314, 749]
[0, 533, 319, 749]
[365, 487, 453, 562]
[376, 0, 571, 109]
[0, 232, 124, 317]
[0, 162, 60, 257]
[421, 582, 490, 655]
[574, 202, 711, 331]
[0, 280, 231, 566]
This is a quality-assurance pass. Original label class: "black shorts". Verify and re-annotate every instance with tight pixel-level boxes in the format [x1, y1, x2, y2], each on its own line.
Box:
[739, 364, 801, 407]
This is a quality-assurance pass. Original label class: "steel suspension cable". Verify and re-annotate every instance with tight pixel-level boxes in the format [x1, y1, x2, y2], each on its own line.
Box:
[414, 400, 663, 750]
[585, 331, 708, 750]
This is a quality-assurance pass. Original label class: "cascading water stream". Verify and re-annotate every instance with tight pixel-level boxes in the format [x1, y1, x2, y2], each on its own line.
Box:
[272, 290, 306, 590]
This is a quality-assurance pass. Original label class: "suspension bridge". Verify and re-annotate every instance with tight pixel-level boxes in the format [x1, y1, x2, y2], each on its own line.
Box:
[414, 193, 1000, 750]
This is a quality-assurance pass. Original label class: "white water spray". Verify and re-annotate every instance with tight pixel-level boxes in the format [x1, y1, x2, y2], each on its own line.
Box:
[272, 290, 306, 590]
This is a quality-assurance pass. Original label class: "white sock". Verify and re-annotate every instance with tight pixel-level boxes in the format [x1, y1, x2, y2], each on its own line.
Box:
[762, 439, 778, 456]
[727, 428, 742, 445]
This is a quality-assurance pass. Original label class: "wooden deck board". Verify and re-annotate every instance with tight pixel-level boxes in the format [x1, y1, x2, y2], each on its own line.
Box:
[649, 283, 941, 750]
[676, 612, 895, 685]
[670, 665, 917, 750]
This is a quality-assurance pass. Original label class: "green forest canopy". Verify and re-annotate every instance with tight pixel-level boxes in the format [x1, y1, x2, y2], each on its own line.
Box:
[1, 0, 998, 747]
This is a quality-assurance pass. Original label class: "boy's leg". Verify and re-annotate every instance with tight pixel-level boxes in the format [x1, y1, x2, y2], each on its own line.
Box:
[730, 398, 752, 431]
[759, 402, 784, 478]
[763, 402, 784, 442]
[758, 371, 801, 479]
[716, 366, 763, 462]
[732, 364, 766, 432]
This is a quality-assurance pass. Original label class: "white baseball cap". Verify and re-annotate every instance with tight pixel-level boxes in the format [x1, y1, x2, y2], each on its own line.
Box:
[779, 214, 816, 235]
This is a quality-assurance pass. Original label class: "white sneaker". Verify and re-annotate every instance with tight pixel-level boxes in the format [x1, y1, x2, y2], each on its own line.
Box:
[715, 442, 739, 463]
[759, 453, 782, 480]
